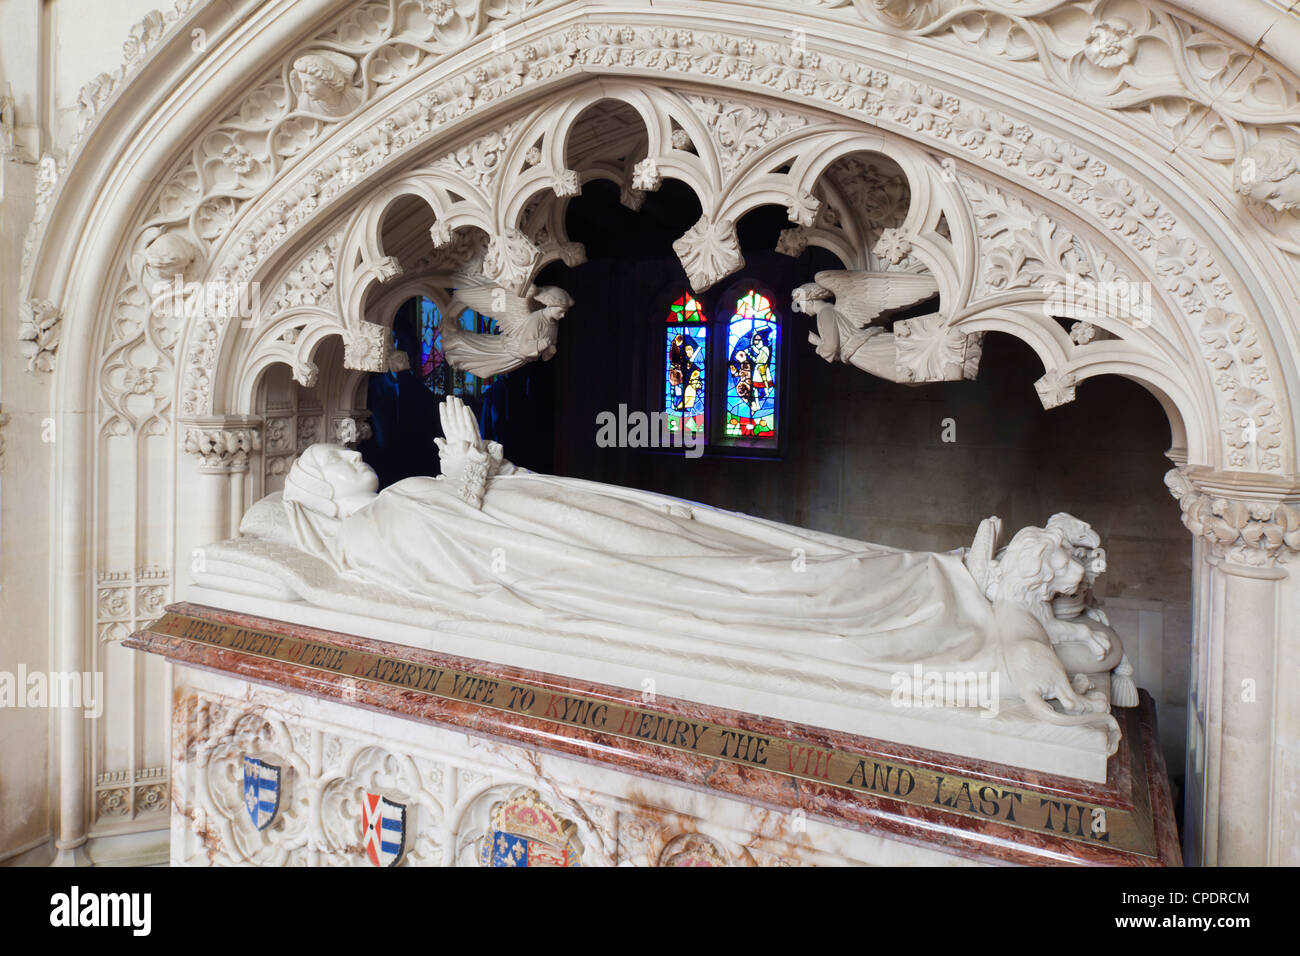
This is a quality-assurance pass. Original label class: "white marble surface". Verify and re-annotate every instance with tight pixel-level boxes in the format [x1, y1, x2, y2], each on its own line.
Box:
[186, 581, 1117, 783]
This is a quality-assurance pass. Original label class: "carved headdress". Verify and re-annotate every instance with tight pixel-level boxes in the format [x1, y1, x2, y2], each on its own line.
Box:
[282, 444, 351, 568]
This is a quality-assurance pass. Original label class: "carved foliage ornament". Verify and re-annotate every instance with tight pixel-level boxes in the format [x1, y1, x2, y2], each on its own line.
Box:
[183, 423, 262, 473]
[672, 217, 744, 293]
[894, 314, 983, 384]
[1165, 468, 1300, 567]
[53, 12, 1281, 479]
[19, 299, 62, 374]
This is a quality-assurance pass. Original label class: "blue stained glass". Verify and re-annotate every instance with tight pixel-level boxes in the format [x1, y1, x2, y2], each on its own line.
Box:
[665, 327, 706, 433]
[725, 291, 778, 439]
[664, 294, 707, 434]
[418, 296, 497, 396]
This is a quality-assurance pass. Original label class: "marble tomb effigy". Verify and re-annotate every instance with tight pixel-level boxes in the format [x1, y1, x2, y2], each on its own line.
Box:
[129, 398, 1178, 866]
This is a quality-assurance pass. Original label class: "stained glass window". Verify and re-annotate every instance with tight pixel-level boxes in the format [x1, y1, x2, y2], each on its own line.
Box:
[724, 290, 778, 439]
[417, 296, 497, 397]
[664, 293, 707, 434]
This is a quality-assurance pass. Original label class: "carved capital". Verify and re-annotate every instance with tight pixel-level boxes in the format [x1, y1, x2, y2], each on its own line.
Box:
[672, 217, 744, 293]
[619, 184, 646, 211]
[430, 221, 454, 248]
[555, 240, 587, 267]
[292, 361, 320, 388]
[374, 255, 403, 283]
[1165, 467, 1300, 569]
[182, 418, 263, 474]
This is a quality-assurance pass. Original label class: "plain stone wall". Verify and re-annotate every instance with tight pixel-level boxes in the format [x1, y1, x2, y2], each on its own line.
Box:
[0, 160, 53, 863]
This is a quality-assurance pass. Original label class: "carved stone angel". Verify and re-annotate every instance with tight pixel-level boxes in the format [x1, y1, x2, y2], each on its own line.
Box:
[792, 270, 938, 366]
[439, 283, 575, 378]
[793, 270, 982, 383]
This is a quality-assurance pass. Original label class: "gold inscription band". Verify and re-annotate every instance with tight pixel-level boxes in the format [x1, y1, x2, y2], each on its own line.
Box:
[146, 611, 1156, 857]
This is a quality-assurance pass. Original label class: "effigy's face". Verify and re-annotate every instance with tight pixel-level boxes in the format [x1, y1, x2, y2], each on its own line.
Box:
[320, 447, 378, 500]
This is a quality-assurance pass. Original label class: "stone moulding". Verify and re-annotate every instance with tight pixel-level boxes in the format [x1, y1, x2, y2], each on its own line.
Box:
[135, 17, 1281, 474]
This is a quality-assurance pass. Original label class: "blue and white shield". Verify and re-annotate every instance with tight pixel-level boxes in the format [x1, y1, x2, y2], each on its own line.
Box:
[242, 756, 281, 831]
[363, 792, 406, 867]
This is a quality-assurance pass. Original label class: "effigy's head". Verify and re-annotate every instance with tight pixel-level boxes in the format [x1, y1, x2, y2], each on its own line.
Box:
[283, 444, 378, 518]
[993, 526, 1086, 606]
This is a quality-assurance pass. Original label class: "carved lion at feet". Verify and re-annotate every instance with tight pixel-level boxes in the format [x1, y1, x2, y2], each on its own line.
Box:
[970, 514, 1122, 743]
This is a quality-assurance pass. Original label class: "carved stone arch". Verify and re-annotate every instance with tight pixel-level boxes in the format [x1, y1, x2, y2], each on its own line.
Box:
[235, 310, 339, 406]
[953, 302, 1204, 461]
[141, 26, 1292, 472]
[19, 0, 1300, 867]
[1059, 352, 1197, 461]
[494, 84, 722, 236]
[366, 275, 457, 331]
[945, 169, 1221, 462]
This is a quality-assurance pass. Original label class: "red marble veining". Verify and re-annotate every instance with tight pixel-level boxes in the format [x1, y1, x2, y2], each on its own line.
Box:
[127, 602, 1181, 866]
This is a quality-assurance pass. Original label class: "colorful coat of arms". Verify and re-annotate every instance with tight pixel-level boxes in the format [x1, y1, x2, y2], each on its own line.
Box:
[242, 756, 281, 831]
[480, 790, 581, 867]
[362, 792, 406, 867]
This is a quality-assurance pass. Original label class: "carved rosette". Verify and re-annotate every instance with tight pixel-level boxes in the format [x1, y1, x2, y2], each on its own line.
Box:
[1165, 467, 1300, 569]
[631, 157, 662, 192]
[786, 190, 820, 227]
[1034, 368, 1078, 410]
[552, 169, 582, 198]
[672, 217, 744, 293]
[183, 420, 263, 474]
[873, 227, 913, 265]
[343, 320, 400, 373]
[775, 226, 809, 257]
[893, 314, 983, 382]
